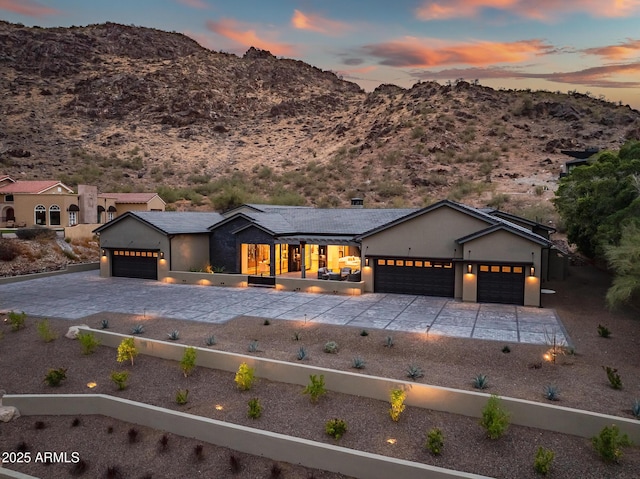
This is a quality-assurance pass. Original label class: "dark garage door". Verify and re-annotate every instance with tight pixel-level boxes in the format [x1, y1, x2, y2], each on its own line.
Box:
[374, 258, 454, 297]
[477, 265, 525, 305]
[112, 250, 158, 280]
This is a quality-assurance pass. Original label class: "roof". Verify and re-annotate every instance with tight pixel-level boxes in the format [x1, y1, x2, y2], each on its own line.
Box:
[94, 211, 224, 235]
[0, 175, 15, 183]
[479, 208, 556, 232]
[0, 180, 73, 194]
[456, 224, 552, 247]
[98, 192, 164, 204]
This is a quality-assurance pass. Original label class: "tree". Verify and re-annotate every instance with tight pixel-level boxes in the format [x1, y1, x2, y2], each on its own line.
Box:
[604, 221, 640, 309]
[554, 142, 640, 258]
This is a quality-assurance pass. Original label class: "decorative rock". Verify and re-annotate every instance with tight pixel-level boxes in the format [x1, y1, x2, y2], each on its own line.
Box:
[65, 324, 89, 339]
[0, 390, 20, 422]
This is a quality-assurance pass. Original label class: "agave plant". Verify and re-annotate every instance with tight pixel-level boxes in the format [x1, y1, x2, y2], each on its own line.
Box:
[205, 335, 216, 346]
[473, 374, 489, 390]
[351, 357, 366, 369]
[406, 364, 425, 381]
[131, 324, 145, 335]
[544, 385, 560, 401]
[631, 399, 640, 418]
[167, 330, 180, 341]
[297, 346, 308, 361]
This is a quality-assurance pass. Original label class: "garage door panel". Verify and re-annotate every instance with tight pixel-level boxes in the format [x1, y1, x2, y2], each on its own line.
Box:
[112, 250, 158, 280]
[374, 258, 454, 297]
[477, 265, 524, 305]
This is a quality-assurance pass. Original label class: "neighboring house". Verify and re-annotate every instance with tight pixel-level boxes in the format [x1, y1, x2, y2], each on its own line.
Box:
[0, 175, 165, 228]
[94, 200, 560, 307]
[559, 148, 599, 178]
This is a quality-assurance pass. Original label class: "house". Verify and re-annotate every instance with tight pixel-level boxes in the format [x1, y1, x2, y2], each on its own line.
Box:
[94, 200, 559, 307]
[0, 175, 165, 229]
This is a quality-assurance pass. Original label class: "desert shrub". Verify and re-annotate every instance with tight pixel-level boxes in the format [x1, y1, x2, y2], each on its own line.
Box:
[44, 367, 67, 387]
[325, 418, 348, 439]
[247, 398, 263, 419]
[130, 324, 144, 335]
[480, 395, 510, 439]
[592, 424, 632, 463]
[323, 341, 339, 354]
[543, 385, 560, 401]
[175, 389, 189, 405]
[406, 365, 424, 381]
[303, 374, 326, 403]
[603, 366, 623, 389]
[167, 330, 180, 340]
[116, 337, 138, 366]
[205, 335, 216, 346]
[0, 239, 21, 261]
[597, 324, 611, 338]
[425, 428, 444, 455]
[248, 340, 259, 352]
[351, 357, 366, 369]
[533, 446, 555, 475]
[7, 310, 26, 331]
[180, 346, 197, 377]
[389, 388, 406, 422]
[127, 427, 139, 443]
[77, 331, 100, 355]
[235, 362, 255, 391]
[296, 346, 308, 361]
[110, 371, 130, 390]
[36, 319, 57, 342]
[15, 227, 56, 240]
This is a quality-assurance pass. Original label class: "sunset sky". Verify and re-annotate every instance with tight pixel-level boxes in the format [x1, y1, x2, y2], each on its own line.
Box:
[2, 0, 640, 108]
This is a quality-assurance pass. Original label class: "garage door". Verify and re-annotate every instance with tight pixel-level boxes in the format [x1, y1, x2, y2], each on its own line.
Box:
[374, 258, 454, 297]
[112, 250, 158, 280]
[477, 265, 524, 305]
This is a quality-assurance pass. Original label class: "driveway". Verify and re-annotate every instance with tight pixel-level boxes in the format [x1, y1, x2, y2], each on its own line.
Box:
[0, 270, 569, 345]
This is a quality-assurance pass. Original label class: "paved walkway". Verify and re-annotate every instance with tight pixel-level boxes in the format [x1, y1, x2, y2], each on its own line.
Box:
[0, 271, 569, 345]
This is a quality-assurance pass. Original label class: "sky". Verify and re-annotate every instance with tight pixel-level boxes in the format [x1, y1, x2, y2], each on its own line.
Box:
[2, 0, 640, 109]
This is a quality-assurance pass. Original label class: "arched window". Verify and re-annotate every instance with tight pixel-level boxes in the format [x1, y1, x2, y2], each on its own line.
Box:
[35, 205, 46, 225]
[97, 205, 105, 223]
[68, 204, 80, 226]
[107, 205, 117, 222]
[49, 205, 61, 226]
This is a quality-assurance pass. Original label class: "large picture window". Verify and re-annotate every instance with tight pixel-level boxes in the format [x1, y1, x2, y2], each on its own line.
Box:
[49, 205, 61, 226]
[35, 205, 46, 225]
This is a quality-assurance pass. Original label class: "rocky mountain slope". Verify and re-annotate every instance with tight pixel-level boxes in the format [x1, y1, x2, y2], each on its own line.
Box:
[1, 21, 639, 219]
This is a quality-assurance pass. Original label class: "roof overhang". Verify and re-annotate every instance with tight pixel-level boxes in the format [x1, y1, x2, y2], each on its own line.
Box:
[456, 224, 552, 247]
[275, 235, 359, 246]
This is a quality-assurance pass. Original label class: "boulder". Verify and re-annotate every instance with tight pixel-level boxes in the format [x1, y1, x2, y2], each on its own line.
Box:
[65, 324, 89, 339]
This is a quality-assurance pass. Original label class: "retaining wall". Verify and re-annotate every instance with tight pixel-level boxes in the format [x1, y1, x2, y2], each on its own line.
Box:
[0, 263, 99, 285]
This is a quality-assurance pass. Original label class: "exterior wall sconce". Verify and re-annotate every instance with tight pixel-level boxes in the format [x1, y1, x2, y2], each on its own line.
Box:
[159, 251, 165, 260]
[101, 249, 106, 257]
[467, 263, 473, 274]
[365, 257, 370, 267]
[530, 266, 535, 276]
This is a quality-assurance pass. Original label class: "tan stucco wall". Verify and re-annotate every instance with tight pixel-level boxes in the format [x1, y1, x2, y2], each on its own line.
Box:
[4, 193, 78, 227]
[362, 207, 489, 259]
[114, 196, 165, 216]
[64, 224, 100, 240]
[170, 234, 210, 272]
[461, 230, 543, 307]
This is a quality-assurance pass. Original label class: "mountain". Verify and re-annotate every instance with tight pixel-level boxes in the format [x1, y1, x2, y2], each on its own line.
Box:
[1, 20, 639, 218]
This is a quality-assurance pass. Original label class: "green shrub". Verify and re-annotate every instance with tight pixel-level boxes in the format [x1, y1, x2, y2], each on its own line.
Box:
[597, 324, 611, 338]
[180, 347, 197, 377]
[592, 424, 632, 463]
[15, 227, 56, 240]
[175, 389, 189, 405]
[533, 446, 555, 475]
[303, 374, 326, 403]
[110, 370, 130, 390]
[247, 398, 263, 419]
[323, 341, 339, 354]
[7, 310, 26, 331]
[480, 395, 510, 439]
[389, 388, 406, 422]
[77, 331, 100, 355]
[425, 428, 444, 455]
[235, 362, 255, 391]
[116, 337, 138, 366]
[325, 418, 348, 439]
[351, 357, 366, 369]
[603, 366, 622, 389]
[36, 319, 57, 342]
[44, 367, 67, 387]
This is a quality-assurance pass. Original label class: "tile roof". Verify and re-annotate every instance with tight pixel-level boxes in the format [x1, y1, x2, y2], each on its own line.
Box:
[98, 192, 163, 204]
[131, 211, 224, 234]
[0, 180, 72, 194]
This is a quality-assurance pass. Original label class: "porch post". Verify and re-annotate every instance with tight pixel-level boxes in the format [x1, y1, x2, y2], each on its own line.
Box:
[300, 241, 306, 279]
[269, 243, 276, 276]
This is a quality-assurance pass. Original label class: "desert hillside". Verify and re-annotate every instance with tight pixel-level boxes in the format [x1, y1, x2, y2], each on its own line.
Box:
[1, 21, 639, 220]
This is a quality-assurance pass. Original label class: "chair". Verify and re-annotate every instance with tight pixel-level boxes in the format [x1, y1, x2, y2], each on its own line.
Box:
[340, 267, 352, 280]
[317, 267, 329, 280]
[347, 270, 361, 282]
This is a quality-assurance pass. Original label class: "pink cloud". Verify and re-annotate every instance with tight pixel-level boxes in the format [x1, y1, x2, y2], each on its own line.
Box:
[363, 37, 552, 67]
[205, 18, 296, 57]
[582, 39, 640, 60]
[176, 0, 208, 9]
[291, 9, 350, 35]
[415, 0, 640, 21]
[0, 0, 59, 17]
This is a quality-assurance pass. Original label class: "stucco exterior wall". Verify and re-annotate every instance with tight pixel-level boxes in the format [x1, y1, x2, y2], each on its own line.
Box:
[210, 217, 252, 273]
[362, 207, 489, 258]
[170, 234, 210, 272]
[3, 193, 78, 227]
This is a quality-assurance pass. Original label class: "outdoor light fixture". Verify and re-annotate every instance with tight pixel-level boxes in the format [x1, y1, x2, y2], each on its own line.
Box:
[215, 404, 224, 411]
[101, 249, 106, 257]
[365, 257, 370, 267]
[87, 382, 97, 389]
[467, 264, 472, 274]
[159, 251, 165, 260]
[386, 438, 397, 444]
[530, 266, 535, 276]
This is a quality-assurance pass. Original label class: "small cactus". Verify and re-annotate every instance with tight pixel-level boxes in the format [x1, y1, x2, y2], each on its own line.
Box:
[100, 319, 110, 329]
[248, 340, 259, 352]
[544, 385, 560, 401]
[384, 336, 394, 348]
[205, 335, 216, 346]
[297, 346, 308, 361]
[631, 399, 640, 418]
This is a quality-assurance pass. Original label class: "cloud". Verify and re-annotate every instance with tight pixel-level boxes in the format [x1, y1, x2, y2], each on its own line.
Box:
[176, 0, 209, 9]
[582, 39, 640, 60]
[0, 0, 59, 17]
[342, 57, 365, 66]
[415, 0, 640, 21]
[363, 37, 552, 67]
[205, 18, 296, 57]
[410, 62, 640, 88]
[291, 9, 350, 35]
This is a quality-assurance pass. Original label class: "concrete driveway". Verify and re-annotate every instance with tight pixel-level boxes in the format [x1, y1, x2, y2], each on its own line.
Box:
[0, 270, 569, 345]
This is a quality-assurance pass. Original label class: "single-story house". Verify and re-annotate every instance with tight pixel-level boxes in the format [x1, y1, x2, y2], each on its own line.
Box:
[94, 200, 561, 307]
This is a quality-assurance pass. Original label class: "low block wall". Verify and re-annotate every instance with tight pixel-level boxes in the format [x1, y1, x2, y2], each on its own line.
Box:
[276, 277, 364, 295]
[64, 224, 100, 240]
[0, 262, 99, 285]
[79, 328, 640, 442]
[3, 394, 488, 479]
[161, 271, 248, 287]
